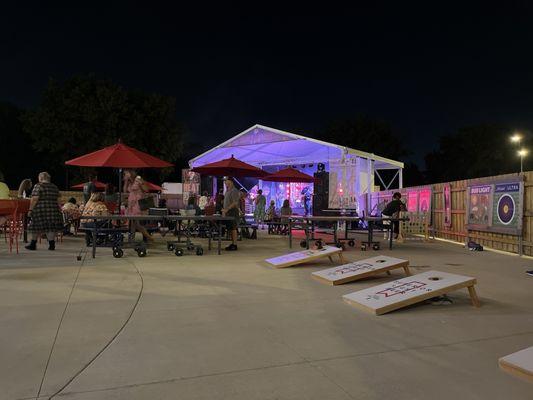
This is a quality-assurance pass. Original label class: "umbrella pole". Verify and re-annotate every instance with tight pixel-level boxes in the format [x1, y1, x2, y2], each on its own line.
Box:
[118, 168, 123, 213]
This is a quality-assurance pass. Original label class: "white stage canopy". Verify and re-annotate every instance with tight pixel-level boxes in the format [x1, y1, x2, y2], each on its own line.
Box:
[190, 124, 403, 171]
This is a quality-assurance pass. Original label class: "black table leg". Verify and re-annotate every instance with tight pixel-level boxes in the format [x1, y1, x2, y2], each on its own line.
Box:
[92, 228, 97, 258]
[23, 214, 28, 243]
[208, 222, 212, 251]
[288, 219, 293, 248]
[218, 223, 222, 255]
[389, 223, 394, 250]
[344, 220, 348, 240]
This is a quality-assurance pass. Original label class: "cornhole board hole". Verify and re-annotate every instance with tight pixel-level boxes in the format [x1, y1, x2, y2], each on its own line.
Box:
[498, 346, 533, 383]
[343, 270, 479, 315]
[312, 255, 411, 285]
[265, 246, 345, 268]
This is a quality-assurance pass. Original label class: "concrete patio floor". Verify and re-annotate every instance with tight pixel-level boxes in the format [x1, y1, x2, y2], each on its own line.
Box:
[0, 232, 532, 399]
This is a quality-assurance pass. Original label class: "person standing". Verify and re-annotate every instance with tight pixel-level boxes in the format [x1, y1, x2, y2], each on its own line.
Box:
[123, 171, 153, 242]
[83, 176, 96, 203]
[215, 189, 224, 214]
[253, 189, 266, 225]
[25, 172, 63, 250]
[104, 183, 118, 204]
[221, 178, 241, 251]
[381, 192, 406, 239]
[17, 179, 33, 198]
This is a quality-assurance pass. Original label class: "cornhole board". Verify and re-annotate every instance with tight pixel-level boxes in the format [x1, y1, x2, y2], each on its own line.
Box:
[312, 255, 411, 285]
[343, 270, 479, 315]
[498, 346, 533, 383]
[265, 246, 345, 268]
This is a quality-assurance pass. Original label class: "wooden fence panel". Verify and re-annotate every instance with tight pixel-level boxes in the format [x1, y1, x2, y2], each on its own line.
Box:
[373, 172, 532, 255]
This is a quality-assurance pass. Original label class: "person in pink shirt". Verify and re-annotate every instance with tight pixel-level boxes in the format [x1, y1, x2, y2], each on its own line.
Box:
[123, 170, 153, 242]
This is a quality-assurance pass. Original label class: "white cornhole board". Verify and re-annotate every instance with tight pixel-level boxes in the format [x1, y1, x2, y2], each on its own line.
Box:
[312, 255, 410, 285]
[499, 346, 533, 383]
[265, 246, 344, 268]
[343, 270, 479, 315]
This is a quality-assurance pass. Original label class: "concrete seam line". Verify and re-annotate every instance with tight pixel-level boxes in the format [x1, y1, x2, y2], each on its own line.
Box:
[55, 361, 312, 397]
[51, 330, 533, 397]
[46, 258, 144, 400]
[35, 257, 85, 399]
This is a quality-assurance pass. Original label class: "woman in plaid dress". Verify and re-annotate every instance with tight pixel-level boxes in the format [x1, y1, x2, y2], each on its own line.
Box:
[25, 172, 63, 251]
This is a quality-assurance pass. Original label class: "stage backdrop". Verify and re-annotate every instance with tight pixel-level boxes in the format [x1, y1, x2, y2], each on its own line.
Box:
[466, 178, 523, 235]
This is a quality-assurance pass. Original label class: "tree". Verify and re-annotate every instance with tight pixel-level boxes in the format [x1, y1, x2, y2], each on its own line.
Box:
[319, 114, 409, 161]
[425, 124, 520, 183]
[21, 75, 186, 186]
[0, 102, 44, 188]
[318, 114, 411, 189]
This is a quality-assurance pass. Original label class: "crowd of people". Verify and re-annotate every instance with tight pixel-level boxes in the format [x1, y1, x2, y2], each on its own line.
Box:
[1, 171, 307, 253]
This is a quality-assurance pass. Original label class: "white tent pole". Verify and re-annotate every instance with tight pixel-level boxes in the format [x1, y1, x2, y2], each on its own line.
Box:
[367, 158, 372, 214]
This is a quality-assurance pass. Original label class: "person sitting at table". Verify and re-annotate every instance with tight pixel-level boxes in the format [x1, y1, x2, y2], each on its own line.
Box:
[81, 192, 110, 246]
[82, 192, 109, 218]
[215, 189, 224, 214]
[17, 178, 33, 198]
[0, 172, 9, 199]
[265, 200, 276, 221]
[186, 195, 201, 215]
[279, 199, 293, 235]
[198, 191, 209, 212]
[280, 199, 292, 222]
[381, 192, 407, 239]
[62, 197, 81, 235]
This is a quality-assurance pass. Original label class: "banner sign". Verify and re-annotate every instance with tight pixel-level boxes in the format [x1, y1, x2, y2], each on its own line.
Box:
[466, 180, 523, 235]
[418, 188, 432, 213]
[443, 184, 452, 228]
[492, 183, 521, 231]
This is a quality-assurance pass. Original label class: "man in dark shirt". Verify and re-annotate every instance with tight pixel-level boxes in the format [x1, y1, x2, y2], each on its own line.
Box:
[83, 176, 96, 204]
[381, 192, 406, 238]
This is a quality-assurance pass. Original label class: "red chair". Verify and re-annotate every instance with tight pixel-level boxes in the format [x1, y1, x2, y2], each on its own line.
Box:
[0, 199, 30, 254]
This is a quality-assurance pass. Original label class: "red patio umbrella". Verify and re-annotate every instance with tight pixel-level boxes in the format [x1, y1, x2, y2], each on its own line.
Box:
[261, 167, 316, 183]
[65, 141, 173, 207]
[191, 155, 268, 178]
[65, 141, 173, 168]
[71, 180, 107, 190]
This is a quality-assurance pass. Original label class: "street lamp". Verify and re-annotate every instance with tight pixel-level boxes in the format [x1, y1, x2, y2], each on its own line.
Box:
[511, 133, 522, 143]
[510, 132, 526, 173]
[518, 149, 528, 174]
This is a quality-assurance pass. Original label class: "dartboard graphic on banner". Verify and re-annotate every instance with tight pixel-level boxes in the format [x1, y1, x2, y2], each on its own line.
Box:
[497, 194, 515, 225]
[490, 182, 522, 233]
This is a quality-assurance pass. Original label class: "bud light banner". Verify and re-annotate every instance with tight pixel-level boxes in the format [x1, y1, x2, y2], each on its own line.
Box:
[467, 185, 493, 228]
[466, 180, 523, 235]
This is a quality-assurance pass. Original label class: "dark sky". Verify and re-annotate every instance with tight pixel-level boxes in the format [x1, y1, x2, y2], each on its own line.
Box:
[2, 3, 533, 164]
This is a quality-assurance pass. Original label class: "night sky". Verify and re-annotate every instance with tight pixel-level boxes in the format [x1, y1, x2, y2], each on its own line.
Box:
[2, 3, 533, 164]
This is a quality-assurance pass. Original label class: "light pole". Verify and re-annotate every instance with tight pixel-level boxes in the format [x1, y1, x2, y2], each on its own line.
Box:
[517, 149, 528, 174]
[510, 133, 526, 174]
